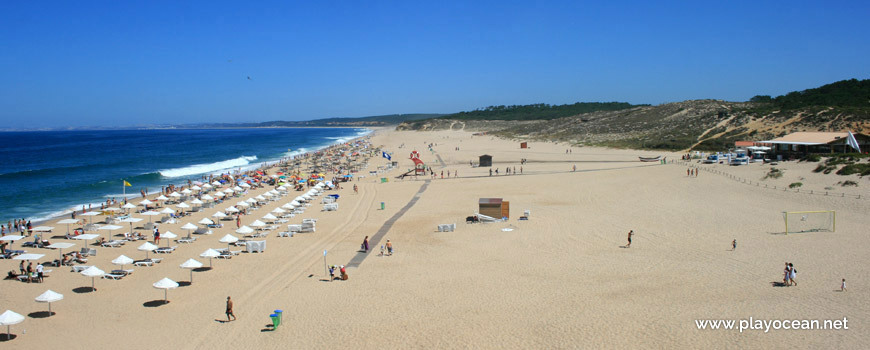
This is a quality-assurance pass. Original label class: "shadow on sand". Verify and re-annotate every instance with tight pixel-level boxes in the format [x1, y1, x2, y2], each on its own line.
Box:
[28, 311, 55, 318]
[143, 300, 169, 308]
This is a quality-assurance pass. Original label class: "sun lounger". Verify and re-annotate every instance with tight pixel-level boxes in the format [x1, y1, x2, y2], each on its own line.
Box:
[277, 231, 294, 237]
[101, 240, 125, 247]
[133, 260, 153, 267]
[103, 273, 125, 280]
[111, 269, 134, 276]
[154, 246, 177, 254]
[194, 228, 212, 235]
[437, 223, 456, 232]
[176, 237, 196, 244]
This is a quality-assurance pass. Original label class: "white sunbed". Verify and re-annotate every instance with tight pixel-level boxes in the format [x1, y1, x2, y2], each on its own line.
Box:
[176, 237, 196, 244]
[71, 265, 94, 272]
[154, 246, 178, 254]
[103, 273, 125, 280]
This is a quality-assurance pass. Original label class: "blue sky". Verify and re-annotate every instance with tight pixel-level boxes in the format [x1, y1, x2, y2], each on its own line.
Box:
[1, 1, 868, 128]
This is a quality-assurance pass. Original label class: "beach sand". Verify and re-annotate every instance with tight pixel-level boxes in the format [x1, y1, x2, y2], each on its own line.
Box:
[2, 128, 868, 349]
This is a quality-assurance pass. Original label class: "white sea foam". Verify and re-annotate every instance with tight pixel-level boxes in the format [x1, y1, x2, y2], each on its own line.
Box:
[159, 156, 258, 178]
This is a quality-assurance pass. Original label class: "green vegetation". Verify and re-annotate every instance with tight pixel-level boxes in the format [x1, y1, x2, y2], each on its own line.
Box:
[441, 102, 643, 121]
[813, 154, 870, 175]
[837, 163, 870, 176]
[839, 180, 859, 187]
[748, 79, 870, 117]
[764, 168, 784, 179]
[801, 154, 822, 162]
[789, 182, 803, 188]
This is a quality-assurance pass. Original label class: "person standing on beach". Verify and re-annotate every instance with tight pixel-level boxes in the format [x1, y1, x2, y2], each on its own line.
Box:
[226, 296, 237, 321]
[784, 262, 791, 286]
[154, 228, 160, 245]
[626, 230, 634, 248]
[19, 261, 25, 275]
[386, 240, 393, 255]
[789, 263, 797, 286]
[36, 262, 44, 283]
[732, 239, 737, 251]
[841, 278, 847, 292]
[362, 236, 369, 252]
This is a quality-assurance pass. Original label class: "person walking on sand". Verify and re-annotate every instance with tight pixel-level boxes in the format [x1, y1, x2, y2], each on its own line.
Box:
[386, 240, 393, 255]
[732, 239, 737, 251]
[841, 278, 847, 292]
[784, 262, 791, 286]
[353, 184, 358, 194]
[626, 230, 633, 248]
[789, 263, 797, 286]
[362, 236, 369, 252]
[573, 164, 576, 172]
[226, 296, 237, 321]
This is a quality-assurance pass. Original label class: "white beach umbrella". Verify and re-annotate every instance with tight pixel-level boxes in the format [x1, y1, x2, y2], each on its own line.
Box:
[81, 211, 100, 224]
[190, 198, 204, 205]
[0, 310, 25, 339]
[225, 206, 239, 213]
[235, 201, 249, 208]
[122, 203, 137, 211]
[47, 242, 75, 260]
[153, 278, 179, 303]
[271, 207, 285, 214]
[35, 290, 63, 315]
[176, 202, 190, 210]
[302, 194, 313, 200]
[198, 218, 214, 226]
[98, 225, 123, 239]
[233, 186, 244, 192]
[180, 223, 198, 238]
[213, 191, 226, 198]
[32, 226, 54, 232]
[138, 242, 159, 259]
[245, 198, 258, 204]
[219, 234, 239, 250]
[268, 189, 280, 195]
[120, 217, 143, 233]
[111, 255, 134, 270]
[0, 235, 25, 242]
[212, 211, 228, 219]
[155, 195, 169, 201]
[180, 259, 203, 283]
[160, 231, 177, 246]
[159, 207, 176, 214]
[235, 226, 254, 235]
[281, 203, 294, 209]
[249, 220, 266, 228]
[57, 218, 80, 234]
[191, 185, 202, 191]
[211, 181, 222, 187]
[169, 192, 182, 198]
[141, 211, 161, 222]
[139, 199, 153, 206]
[200, 249, 221, 268]
[80, 266, 105, 291]
[181, 189, 193, 195]
[262, 213, 277, 221]
[240, 183, 251, 188]
[277, 185, 288, 191]
[72, 233, 100, 247]
[202, 183, 213, 189]
[14, 253, 45, 261]
[201, 194, 214, 201]
[223, 188, 234, 194]
[255, 195, 266, 201]
[294, 196, 305, 202]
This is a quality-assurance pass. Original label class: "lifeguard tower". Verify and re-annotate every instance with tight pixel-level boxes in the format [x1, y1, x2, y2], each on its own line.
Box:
[410, 150, 426, 175]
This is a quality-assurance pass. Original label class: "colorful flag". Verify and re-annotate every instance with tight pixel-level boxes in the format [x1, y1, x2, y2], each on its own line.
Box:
[382, 151, 391, 161]
[846, 131, 861, 153]
[123, 180, 132, 187]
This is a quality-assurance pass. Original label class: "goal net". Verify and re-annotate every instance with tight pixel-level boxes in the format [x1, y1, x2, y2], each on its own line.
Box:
[782, 211, 836, 234]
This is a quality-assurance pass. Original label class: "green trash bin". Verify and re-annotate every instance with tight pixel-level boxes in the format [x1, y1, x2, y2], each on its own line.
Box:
[380, 202, 385, 210]
[381, 177, 387, 183]
[274, 309, 283, 325]
[270, 314, 279, 328]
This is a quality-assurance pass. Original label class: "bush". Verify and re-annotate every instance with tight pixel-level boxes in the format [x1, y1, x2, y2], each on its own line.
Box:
[836, 163, 870, 176]
[840, 180, 859, 187]
[789, 182, 803, 188]
[764, 167, 784, 179]
[801, 154, 822, 162]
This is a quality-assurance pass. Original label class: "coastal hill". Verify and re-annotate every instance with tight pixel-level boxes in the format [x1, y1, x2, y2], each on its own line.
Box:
[397, 79, 870, 151]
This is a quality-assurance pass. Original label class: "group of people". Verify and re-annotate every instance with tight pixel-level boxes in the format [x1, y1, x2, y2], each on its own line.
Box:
[328, 265, 349, 281]
[686, 168, 699, 177]
[783, 262, 797, 286]
[12, 260, 45, 283]
[1, 219, 32, 236]
[489, 167, 521, 176]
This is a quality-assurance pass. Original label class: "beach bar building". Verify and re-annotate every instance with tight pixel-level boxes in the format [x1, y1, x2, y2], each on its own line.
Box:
[479, 198, 509, 219]
[520, 142, 528, 149]
[479, 154, 492, 167]
[760, 132, 869, 157]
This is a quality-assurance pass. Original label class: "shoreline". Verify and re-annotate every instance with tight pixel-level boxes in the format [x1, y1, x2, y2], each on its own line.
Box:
[24, 127, 380, 227]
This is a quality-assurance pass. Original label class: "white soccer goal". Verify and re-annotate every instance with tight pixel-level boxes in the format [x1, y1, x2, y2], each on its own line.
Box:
[782, 211, 836, 234]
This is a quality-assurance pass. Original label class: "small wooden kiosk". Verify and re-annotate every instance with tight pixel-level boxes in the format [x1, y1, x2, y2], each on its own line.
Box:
[479, 198, 509, 219]
[520, 142, 528, 149]
[479, 154, 492, 167]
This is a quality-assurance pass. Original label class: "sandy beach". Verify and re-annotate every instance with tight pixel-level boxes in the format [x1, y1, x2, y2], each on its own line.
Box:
[2, 128, 868, 349]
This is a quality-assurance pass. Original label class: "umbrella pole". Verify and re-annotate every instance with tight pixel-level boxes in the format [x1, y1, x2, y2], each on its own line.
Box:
[48, 302, 52, 314]
[92, 277, 96, 291]
[164, 289, 168, 302]
[190, 269, 194, 283]
[210, 258, 213, 268]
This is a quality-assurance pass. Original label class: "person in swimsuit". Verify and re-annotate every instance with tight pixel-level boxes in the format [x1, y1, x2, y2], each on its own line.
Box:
[226, 296, 237, 321]
[626, 230, 634, 248]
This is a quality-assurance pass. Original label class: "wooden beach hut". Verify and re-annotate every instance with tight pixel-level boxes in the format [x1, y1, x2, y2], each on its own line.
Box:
[479, 198, 509, 219]
[479, 154, 492, 167]
[520, 142, 528, 149]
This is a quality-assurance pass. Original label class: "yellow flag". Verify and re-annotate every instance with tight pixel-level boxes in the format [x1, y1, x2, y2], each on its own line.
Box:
[124, 180, 132, 187]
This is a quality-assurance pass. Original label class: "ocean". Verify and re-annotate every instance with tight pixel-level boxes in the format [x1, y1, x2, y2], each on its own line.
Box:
[0, 127, 370, 224]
